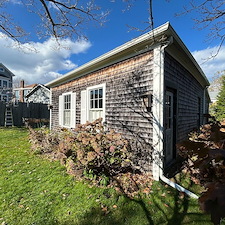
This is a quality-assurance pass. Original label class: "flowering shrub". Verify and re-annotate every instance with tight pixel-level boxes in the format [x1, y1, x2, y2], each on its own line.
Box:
[29, 118, 132, 185]
[72, 118, 132, 177]
[29, 127, 60, 154]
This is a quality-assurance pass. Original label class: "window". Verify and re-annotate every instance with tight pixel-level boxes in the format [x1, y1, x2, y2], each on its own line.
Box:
[0, 68, 5, 72]
[80, 84, 105, 123]
[3, 80, 7, 88]
[14, 90, 19, 100]
[90, 88, 103, 109]
[165, 93, 173, 129]
[89, 87, 104, 122]
[59, 92, 76, 128]
[63, 94, 71, 126]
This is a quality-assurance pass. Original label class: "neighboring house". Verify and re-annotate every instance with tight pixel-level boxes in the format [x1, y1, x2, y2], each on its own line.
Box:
[25, 84, 50, 104]
[46, 22, 210, 180]
[0, 63, 14, 102]
[13, 80, 37, 102]
[208, 91, 219, 103]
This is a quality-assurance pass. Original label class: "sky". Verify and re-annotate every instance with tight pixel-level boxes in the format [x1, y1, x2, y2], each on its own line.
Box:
[0, 0, 224, 85]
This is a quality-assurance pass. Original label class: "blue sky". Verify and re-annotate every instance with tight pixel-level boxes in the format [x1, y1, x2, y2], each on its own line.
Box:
[0, 0, 224, 84]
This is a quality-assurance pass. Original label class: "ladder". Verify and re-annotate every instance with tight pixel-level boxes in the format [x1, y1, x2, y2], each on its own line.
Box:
[5, 106, 13, 127]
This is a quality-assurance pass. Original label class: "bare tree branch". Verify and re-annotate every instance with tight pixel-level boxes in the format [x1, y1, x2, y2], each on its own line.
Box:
[177, 0, 225, 57]
[0, 0, 109, 45]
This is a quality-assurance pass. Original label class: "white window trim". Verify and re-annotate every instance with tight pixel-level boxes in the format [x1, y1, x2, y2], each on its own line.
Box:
[86, 83, 106, 123]
[59, 92, 76, 128]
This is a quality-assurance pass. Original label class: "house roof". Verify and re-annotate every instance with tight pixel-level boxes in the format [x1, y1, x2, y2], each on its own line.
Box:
[13, 83, 38, 91]
[45, 22, 210, 88]
[0, 63, 15, 78]
[25, 84, 50, 98]
[208, 90, 219, 102]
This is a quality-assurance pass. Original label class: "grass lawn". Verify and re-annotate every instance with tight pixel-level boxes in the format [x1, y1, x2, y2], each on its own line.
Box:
[0, 127, 212, 225]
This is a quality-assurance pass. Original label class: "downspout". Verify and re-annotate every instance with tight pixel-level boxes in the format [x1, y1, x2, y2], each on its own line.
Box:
[160, 170, 199, 199]
[157, 37, 199, 199]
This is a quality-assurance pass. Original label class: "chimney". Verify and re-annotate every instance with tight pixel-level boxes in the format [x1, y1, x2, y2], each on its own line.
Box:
[19, 80, 25, 102]
[20, 80, 24, 88]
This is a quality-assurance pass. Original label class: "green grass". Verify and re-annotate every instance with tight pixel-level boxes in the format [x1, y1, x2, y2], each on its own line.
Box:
[0, 127, 212, 225]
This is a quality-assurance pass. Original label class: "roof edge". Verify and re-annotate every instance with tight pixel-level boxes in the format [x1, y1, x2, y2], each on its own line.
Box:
[45, 22, 170, 87]
[166, 24, 210, 87]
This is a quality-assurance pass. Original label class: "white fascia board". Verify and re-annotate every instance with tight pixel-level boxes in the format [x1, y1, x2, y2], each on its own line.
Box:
[45, 22, 170, 88]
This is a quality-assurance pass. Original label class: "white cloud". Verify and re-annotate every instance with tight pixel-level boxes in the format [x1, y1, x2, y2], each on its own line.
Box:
[8, 0, 22, 4]
[192, 45, 225, 81]
[0, 34, 91, 84]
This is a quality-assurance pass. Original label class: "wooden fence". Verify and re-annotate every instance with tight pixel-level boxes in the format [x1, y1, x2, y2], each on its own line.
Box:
[0, 101, 50, 127]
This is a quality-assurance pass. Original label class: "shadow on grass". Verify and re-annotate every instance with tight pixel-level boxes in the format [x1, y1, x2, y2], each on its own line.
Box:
[59, 174, 210, 225]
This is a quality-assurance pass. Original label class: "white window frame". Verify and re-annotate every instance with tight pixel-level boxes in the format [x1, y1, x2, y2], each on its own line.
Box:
[59, 92, 76, 128]
[80, 83, 106, 124]
[87, 83, 106, 123]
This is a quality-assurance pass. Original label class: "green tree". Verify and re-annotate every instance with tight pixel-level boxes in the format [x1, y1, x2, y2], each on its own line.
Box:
[215, 75, 225, 121]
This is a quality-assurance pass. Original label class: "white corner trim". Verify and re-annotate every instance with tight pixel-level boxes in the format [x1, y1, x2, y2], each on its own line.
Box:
[49, 88, 52, 130]
[152, 45, 165, 181]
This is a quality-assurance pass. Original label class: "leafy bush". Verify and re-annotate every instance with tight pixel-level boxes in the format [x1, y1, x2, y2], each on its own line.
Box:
[73, 118, 132, 177]
[29, 127, 60, 154]
[177, 120, 225, 225]
[29, 118, 132, 186]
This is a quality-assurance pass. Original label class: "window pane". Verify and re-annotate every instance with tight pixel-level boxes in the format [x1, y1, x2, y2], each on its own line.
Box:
[90, 99, 94, 109]
[95, 89, 98, 99]
[99, 99, 103, 108]
[63, 111, 70, 126]
[90, 90, 94, 99]
[95, 99, 98, 108]
[99, 88, 103, 98]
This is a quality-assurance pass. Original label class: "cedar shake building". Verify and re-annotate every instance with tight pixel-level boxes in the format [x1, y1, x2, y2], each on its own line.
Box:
[46, 23, 210, 180]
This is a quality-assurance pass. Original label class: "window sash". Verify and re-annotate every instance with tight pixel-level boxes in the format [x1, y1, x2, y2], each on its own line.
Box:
[89, 88, 103, 110]
[63, 94, 71, 126]
[63, 110, 71, 126]
[58, 92, 76, 128]
[87, 84, 105, 122]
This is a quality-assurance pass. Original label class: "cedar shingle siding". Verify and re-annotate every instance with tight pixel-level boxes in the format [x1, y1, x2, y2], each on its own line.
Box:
[164, 52, 204, 142]
[51, 51, 154, 172]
